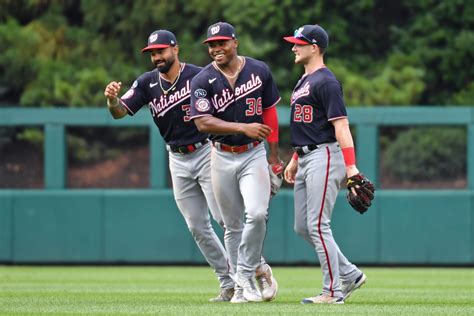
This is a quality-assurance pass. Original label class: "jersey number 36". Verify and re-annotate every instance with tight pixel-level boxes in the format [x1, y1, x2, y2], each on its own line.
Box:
[245, 97, 262, 116]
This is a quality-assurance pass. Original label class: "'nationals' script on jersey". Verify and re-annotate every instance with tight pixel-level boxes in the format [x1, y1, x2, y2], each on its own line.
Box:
[190, 57, 280, 146]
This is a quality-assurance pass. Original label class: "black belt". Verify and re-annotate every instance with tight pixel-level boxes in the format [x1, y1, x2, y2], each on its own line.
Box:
[167, 139, 209, 154]
[293, 144, 320, 157]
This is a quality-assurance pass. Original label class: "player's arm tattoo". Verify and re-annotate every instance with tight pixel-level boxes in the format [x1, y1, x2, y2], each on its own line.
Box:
[107, 98, 128, 119]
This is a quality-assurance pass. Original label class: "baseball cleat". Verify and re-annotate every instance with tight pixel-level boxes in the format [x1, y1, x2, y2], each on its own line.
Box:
[256, 263, 278, 301]
[301, 294, 344, 304]
[235, 274, 262, 302]
[342, 272, 367, 300]
[230, 287, 247, 303]
[209, 287, 234, 302]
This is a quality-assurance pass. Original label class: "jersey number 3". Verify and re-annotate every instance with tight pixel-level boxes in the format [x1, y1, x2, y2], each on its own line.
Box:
[182, 104, 191, 122]
[294, 104, 313, 123]
[245, 97, 262, 116]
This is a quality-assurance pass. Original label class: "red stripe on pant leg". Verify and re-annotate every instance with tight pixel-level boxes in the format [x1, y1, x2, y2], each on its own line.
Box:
[317, 147, 334, 296]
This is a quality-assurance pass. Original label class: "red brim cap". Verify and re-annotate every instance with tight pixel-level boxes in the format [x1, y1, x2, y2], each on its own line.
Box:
[141, 44, 171, 52]
[202, 36, 234, 44]
[283, 36, 309, 45]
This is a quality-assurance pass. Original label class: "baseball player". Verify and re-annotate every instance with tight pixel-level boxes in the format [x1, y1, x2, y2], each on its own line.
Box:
[103, 29, 235, 302]
[189, 22, 281, 303]
[283, 24, 367, 304]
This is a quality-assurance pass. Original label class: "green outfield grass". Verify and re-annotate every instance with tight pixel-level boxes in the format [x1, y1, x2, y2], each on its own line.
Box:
[0, 266, 472, 315]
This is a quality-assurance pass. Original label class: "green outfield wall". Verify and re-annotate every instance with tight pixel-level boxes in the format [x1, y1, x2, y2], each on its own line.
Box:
[0, 107, 473, 264]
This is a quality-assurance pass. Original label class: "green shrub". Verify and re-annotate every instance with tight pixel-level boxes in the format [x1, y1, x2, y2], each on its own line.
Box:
[383, 127, 466, 181]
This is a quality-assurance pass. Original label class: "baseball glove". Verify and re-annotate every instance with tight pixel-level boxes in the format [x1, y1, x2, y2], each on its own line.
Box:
[346, 173, 375, 214]
[269, 162, 284, 197]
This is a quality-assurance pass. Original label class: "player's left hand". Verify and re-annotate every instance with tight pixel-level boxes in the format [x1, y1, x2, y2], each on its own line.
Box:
[243, 123, 272, 141]
[346, 173, 375, 214]
[269, 161, 284, 197]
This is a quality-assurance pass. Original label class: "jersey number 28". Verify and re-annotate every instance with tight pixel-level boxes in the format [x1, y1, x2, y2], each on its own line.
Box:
[293, 104, 313, 123]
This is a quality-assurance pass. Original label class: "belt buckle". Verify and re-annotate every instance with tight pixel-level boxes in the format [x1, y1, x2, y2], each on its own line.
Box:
[230, 146, 239, 153]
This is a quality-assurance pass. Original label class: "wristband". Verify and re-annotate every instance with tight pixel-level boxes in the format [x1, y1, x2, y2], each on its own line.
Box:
[292, 152, 299, 161]
[342, 147, 356, 166]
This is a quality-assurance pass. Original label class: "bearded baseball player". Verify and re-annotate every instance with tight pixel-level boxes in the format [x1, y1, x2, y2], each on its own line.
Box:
[189, 22, 282, 303]
[103, 29, 235, 302]
[283, 24, 374, 304]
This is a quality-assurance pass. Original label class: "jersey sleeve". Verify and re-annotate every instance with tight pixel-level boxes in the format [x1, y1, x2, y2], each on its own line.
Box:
[317, 80, 347, 121]
[261, 63, 281, 109]
[119, 78, 148, 116]
[189, 75, 215, 119]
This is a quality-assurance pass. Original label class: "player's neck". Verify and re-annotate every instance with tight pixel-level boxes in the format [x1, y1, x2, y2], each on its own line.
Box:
[215, 55, 243, 79]
[161, 61, 181, 82]
[304, 57, 325, 75]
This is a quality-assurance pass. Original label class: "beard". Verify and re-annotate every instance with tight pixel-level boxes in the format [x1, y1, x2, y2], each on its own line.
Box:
[155, 55, 175, 73]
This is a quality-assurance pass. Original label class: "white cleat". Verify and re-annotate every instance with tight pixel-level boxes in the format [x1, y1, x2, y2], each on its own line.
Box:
[230, 287, 247, 304]
[301, 293, 344, 304]
[256, 264, 278, 301]
[235, 274, 262, 302]
[342, 272, 367, 300]
[209, 287, 234, 302]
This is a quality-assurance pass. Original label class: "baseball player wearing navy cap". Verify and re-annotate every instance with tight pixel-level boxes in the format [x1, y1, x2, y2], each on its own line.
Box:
[283, 24, 367, 304]
[104, 29, 235, 302]
[190, 22, 281, 303]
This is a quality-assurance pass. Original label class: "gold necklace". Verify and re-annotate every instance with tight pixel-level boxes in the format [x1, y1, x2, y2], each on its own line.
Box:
[215, 56, 243, 79]
[159, 63, 182, 95]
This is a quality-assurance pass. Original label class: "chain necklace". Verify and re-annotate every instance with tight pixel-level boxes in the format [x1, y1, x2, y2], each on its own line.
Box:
[159, 63, 182, 95]
[214, 56, 244, 79]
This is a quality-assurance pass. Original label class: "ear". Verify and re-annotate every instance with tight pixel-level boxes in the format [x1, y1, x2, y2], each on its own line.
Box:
[234, 39, 239, 48]
[173, 46, 179, 55]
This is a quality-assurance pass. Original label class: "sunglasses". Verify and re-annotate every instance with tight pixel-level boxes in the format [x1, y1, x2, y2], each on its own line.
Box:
[294, 29, 316, 45]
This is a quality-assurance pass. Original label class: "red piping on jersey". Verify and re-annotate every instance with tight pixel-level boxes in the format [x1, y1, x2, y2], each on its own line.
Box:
[262, 106, 279, 142]
[266, 97, 281, 110]
[318, 146, 334, 296]
[328, 115, 347, 122]
[119, 99, 134, 115]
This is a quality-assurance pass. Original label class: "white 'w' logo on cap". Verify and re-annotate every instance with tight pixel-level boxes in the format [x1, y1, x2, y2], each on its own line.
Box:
[211, 26, 220, 35]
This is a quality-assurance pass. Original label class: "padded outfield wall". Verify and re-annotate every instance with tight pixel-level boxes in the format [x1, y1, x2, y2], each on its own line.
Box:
[0, 107, 473, 264]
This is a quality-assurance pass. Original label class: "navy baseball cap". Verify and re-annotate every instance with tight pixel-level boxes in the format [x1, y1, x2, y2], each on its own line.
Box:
[203, 22, 237, 43]
[283, 24, 328, 48]
[141, 30, 177, 52]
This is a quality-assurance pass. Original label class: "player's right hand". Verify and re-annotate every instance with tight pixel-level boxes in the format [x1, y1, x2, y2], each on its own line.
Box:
[244, 123, 272, 141]
[104, 81, 122, 101]
[284, 157, 298, 184]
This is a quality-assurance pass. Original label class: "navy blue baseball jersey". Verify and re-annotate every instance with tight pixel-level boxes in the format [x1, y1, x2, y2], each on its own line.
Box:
[120, 63, 207, 146]
[189, 57, 281, 146]
[290, 67, 347, 147]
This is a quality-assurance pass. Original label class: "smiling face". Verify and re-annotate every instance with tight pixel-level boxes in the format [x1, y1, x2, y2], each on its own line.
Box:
[291, 43, 319, 64]
[207, 39, 238, 67]
[149, 46, 178, 73]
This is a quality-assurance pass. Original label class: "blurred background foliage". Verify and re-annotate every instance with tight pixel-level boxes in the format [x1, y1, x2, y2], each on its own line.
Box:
[1, 0, 472, 107]
[0, 0, 472, 185]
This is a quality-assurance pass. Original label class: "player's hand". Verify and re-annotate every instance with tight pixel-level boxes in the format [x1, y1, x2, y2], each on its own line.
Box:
[346, 165, 360, 196]
[104, 81, 122, 102]
[243, 123, 272, 141]
[284, 157, 298, 184]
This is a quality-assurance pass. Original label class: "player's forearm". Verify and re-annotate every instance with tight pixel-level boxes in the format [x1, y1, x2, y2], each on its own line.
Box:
[267, 141, 280, 164]
[332, 118, 354, 148]
[332, 118, 359, 176]
[107, 98, 128, 119]
[194, 116, 246, 135]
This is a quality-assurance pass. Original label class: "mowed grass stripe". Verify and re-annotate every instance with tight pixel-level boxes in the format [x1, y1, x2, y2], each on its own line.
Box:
[0, 267, 472, 315]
